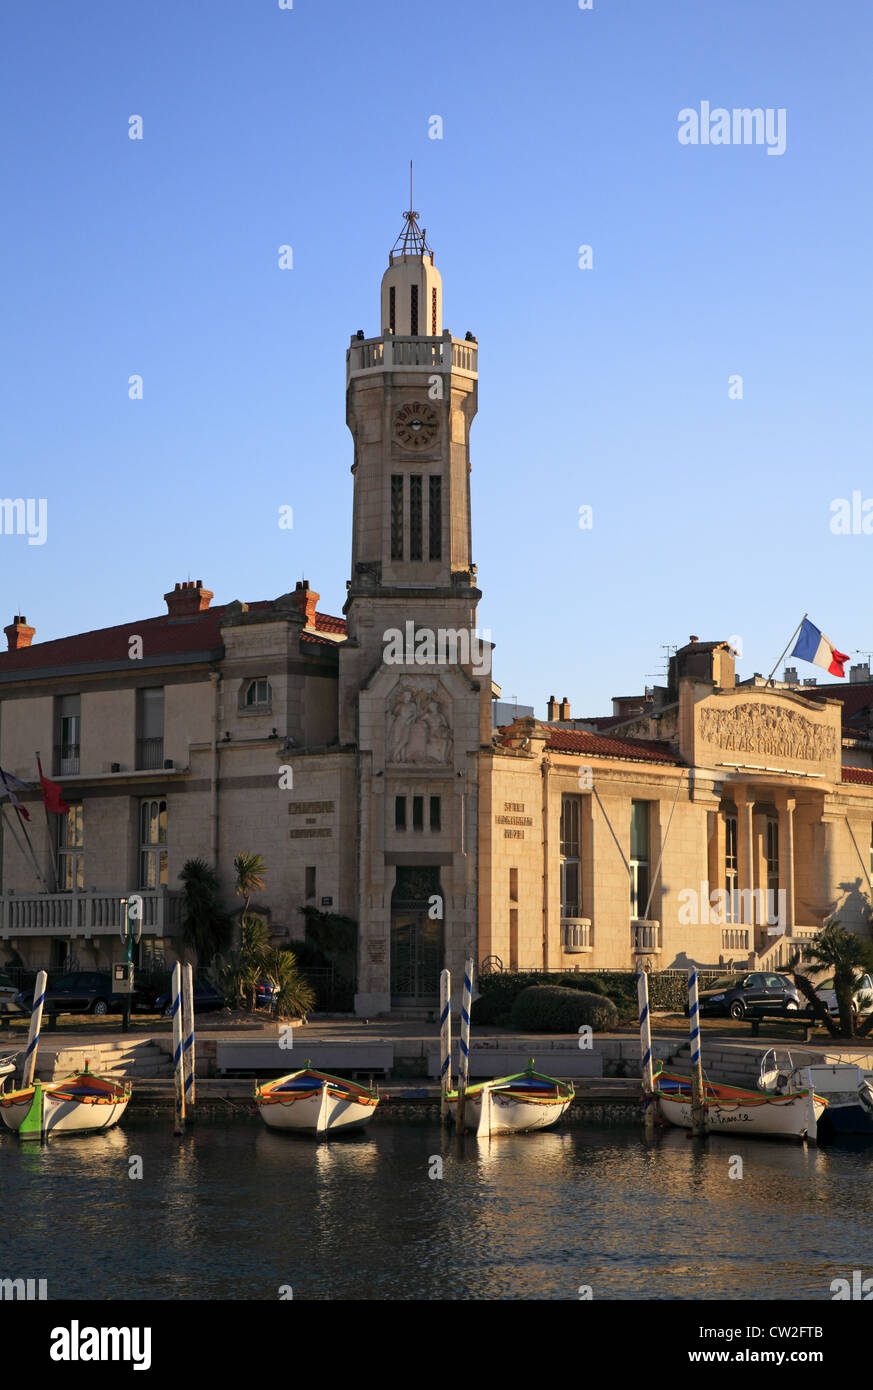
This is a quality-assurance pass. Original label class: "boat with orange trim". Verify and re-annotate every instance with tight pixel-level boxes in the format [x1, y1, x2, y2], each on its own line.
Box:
[254, 1063, 380, 1136]
[650, 1066, 826, 1141]
[0, 1061, 132, 1138]
[446, 1060, 575, 1137]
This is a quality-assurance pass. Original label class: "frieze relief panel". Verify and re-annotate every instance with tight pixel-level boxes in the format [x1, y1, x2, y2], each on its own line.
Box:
[387, 679, 453, 765]
[697, 702, 838, 762]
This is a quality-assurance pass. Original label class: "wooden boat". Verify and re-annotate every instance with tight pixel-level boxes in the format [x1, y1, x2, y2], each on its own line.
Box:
[0, 1051, 18, 1090]
[0, 1063, 131, 1138]
[254, 1064, 380, 1136]
[758, 1050, 873, 1137]
[446, 1062, 575, 1137]
[651, 1066, 826, 1141]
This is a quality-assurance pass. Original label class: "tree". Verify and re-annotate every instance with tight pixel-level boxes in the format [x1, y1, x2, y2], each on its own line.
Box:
[262, 947, 316, 1021]
[178, 858, 234, 967]
[799, 921, 873, 1038]
[234, 852, 266, 929]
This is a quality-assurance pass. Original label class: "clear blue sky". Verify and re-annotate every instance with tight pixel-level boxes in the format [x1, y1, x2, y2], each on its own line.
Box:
[1, 0, 871, 715]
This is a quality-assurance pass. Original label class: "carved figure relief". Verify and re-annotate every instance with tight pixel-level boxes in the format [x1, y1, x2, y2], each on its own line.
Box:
[387, 681, 453, 764]
[697, 703, 837, 761]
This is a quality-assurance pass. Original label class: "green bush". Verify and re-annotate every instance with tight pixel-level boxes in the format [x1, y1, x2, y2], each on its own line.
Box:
[510, 985, 618, 1033]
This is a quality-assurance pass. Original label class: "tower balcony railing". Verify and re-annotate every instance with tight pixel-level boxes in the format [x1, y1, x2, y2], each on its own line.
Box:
[347, 333, 477, 382]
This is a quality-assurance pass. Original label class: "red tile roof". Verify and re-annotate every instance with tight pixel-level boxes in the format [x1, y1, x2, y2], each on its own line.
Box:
[799, 681, 873, 729]
[545, 728, 682, 764]
[0, 601, 347, 676]
[841, 766, 873, 785]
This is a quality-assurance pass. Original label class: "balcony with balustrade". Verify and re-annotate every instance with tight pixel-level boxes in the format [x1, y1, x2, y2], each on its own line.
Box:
[0, 888, 184, 939]
[347, 332, 478, 383]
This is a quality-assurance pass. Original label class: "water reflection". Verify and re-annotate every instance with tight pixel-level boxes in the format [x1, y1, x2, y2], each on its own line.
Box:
[1, 1116, 871, 1300]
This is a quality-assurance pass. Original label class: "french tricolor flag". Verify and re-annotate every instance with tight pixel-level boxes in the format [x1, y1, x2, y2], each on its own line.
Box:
[791, 618, 849, 678]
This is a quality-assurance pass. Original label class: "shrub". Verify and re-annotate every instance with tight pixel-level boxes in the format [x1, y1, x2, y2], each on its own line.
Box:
[510, 985, 618, 1033]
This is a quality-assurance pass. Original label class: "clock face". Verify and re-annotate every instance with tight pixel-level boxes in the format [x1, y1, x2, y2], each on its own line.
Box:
[393, 400, 439, 451]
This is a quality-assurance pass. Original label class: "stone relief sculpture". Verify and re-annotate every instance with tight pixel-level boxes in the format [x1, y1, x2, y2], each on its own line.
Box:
[698, 704, 837, 761]
[387, 681, 453, 764]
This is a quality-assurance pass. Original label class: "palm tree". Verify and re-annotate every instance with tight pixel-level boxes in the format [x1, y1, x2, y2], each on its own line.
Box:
[178, 859, 234, 967]
[262, 947, 316, 1021]
[234, 853, 266, 928]
[801, 921, 873, 1038]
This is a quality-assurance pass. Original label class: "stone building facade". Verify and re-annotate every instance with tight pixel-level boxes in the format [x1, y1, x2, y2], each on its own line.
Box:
[1, 209, 872, 1011]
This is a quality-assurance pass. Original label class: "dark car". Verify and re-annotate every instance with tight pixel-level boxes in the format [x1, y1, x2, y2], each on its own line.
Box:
[698, 972, 802, 1020]
[14, 971, 157, 1017]
[154, 978, 226, 1018]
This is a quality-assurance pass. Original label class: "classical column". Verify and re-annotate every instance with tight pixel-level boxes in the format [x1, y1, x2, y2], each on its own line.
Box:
[734, 786, 756, 928]
[776, 792, 796, 935]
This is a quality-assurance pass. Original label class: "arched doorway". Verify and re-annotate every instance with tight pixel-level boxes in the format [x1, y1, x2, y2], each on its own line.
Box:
[391, 866, 443, 1006]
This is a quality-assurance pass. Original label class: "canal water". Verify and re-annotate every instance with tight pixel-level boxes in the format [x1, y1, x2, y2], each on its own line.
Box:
[3, 1117, 871, 1300]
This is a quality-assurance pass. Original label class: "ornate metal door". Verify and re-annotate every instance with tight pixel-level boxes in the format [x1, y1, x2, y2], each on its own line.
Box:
[391, 867, 443, 1004]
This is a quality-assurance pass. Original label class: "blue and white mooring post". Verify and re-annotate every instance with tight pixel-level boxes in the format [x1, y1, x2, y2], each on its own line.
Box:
[182, 963, 195, 1115]
[171, 962, 186, 1135]
[456, 957, 474, 1131]
[22, 970, 47, 1089]
[439, 968, 451, 1122]
[688, 967, 706, 1136]
[636, 970, 655, 1133]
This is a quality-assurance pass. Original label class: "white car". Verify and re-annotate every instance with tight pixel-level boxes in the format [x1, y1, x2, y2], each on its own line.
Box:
[815, 971, 873, 1018]
[0, 973, 22, 1015]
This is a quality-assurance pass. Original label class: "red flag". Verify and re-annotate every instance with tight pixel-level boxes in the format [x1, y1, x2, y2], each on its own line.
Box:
[37, 756, 69, 815]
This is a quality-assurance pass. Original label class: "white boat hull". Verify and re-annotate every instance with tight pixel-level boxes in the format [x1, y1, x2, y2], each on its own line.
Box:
[656, 1090, 824, 1140]
[448, 1090, 573, 1136]
[256, 1091, 376, 1135]
[0, 1093, 130, 1136]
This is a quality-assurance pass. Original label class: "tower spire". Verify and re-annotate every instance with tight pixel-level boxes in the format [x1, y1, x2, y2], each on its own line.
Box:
[390, 160, 431, 260]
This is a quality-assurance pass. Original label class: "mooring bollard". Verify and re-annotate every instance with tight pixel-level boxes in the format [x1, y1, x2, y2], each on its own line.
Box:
[182, 963, 195, 1115]
[439, 969, 451, 1123]
[688, 967, 706, 1137]
[636, 969, 655, 1135]
[171, 962, 186, 1136]
[456, 957, 473, 1133]
[22, 970, 47, 1089]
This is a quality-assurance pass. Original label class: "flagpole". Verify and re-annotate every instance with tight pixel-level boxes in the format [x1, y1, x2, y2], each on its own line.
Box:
[766, 613, 807, 685]
[35, 751, 60, 893]
[0, 804, 49, 892]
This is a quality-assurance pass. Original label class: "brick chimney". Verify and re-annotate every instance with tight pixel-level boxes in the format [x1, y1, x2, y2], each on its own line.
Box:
[559, 696, 571, 721]
[4, 615, 35, 650]
[295, 579, 319, 628]
[546, 695, 558, 721]
[164, 580, 213, 617]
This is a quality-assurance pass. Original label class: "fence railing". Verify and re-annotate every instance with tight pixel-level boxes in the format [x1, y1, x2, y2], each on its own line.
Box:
[0, 888, 184, 937]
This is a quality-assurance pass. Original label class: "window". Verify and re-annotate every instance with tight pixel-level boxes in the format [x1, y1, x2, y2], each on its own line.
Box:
[509, 867, 518, 902]
[244, 679, 272, 708]
[409, 474, 423, 560]
[630, 800, 650, 917]
[137, 688, 164, 769]
[57, 805, 84, 891]
[724, 813, 738, 923]
[431, 286, 437, 335]
[395, 796, 406, 831]
[139, 798, 167, 888]
[57, 694, 80, 775]
[389, 285, 396, 334]
[766, 819, 779, 920]
[560, 794, 581, 918]
[305, 866, 316, 901]
[412, 796, 424, 831]
[391, 475, 404, 560]
[429, 476, 442, 560]
[429, 796, 441, 831]
[410, 283, 419, 335]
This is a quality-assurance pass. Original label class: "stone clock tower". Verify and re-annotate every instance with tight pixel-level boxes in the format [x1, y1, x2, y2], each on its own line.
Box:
[340, 206, 491, 1016]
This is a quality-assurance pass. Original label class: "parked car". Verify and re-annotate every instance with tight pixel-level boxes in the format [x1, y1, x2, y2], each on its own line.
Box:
[0, 972, 23, 1015]
[154, 978, 226, 1018]
[814, 971, 873, 1018]
[255, 980, 278, 1009]
[698, 972, 802, 1020]
[14, 971, 157, 1017]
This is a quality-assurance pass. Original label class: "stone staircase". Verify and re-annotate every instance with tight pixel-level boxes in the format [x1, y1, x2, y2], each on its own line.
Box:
[37, 1039, 172, 1081]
